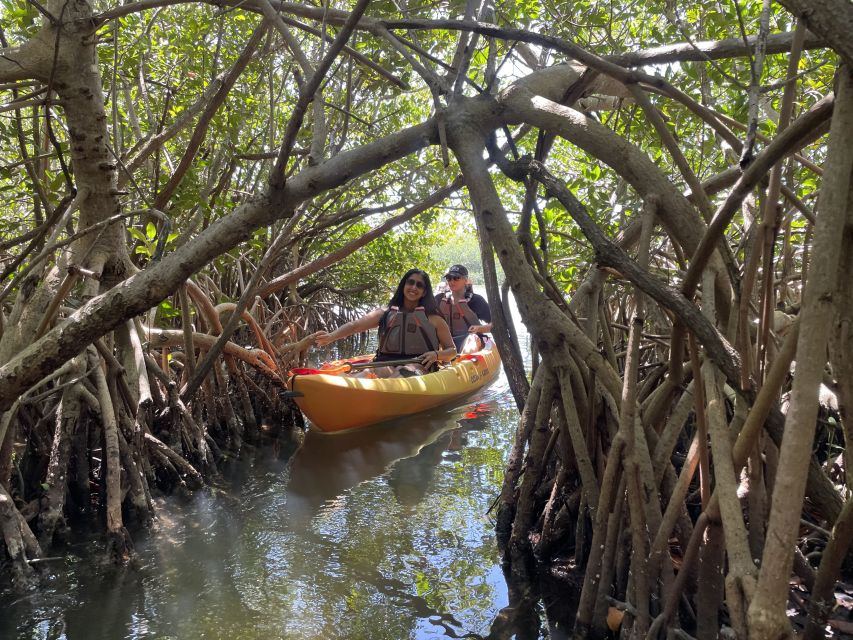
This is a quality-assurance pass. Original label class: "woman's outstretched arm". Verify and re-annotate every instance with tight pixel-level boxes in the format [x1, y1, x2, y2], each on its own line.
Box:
[314, 308, 385, 346]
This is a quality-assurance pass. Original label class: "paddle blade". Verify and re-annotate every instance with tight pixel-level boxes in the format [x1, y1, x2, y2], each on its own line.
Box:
[289, 367, 323, 375]
[289, 363, 351, 376]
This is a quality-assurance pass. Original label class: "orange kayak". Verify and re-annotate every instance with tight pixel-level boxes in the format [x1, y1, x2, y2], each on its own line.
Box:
[286, 344, 501, 432]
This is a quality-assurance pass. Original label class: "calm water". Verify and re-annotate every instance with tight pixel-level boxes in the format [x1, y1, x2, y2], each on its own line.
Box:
[2, 344, 549, 639]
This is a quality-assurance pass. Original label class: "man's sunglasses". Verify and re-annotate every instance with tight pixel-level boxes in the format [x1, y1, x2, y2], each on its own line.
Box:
[445, 275, 463, 281]
[406, 278, 426, 290]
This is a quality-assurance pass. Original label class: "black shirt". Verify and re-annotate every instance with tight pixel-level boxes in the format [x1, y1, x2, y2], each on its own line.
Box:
[466, 293, 491, 323]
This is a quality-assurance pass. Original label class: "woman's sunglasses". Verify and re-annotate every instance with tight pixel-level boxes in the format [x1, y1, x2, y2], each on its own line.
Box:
[406, 278, 426, 290]
[445, 275, 463, 281]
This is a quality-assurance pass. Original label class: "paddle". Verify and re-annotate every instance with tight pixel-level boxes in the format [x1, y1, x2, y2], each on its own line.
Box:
[289, 353, 484, 377]
[289, 357, 423, 376]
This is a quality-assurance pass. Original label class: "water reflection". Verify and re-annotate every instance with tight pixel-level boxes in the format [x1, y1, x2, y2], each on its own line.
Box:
[286, 403, 493, 524]
[1, 383, 523, 640]
[2, 298, 544, 640]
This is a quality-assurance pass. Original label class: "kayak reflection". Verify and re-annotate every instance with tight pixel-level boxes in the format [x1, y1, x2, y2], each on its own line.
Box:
[284, 402, 493, 524]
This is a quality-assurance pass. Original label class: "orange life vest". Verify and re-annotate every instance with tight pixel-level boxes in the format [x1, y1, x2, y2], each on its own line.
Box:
[377, 306, 440, 357]
[437, 292, 482, 337]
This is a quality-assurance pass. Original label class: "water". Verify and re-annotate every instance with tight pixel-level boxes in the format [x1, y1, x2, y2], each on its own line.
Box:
[0, 360, 546, 639]
[1, 290, 551, 640]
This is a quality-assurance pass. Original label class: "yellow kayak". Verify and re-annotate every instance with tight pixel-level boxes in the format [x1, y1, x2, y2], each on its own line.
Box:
[286, 344, 501, 432]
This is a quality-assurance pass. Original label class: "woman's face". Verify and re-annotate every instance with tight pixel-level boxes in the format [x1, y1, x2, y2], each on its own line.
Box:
[444, 273, 467, 294]
[403, 273, 427, 305]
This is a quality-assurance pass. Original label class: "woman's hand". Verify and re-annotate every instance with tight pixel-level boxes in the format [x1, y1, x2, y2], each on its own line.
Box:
[313, 330, 335, 347]
[468, 325, 480, 334]
[420, 350, 439, 367]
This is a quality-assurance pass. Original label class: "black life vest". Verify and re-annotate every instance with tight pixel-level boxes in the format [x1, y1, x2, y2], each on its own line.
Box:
[377, 306, 440, 357]
[437, 292, 482, 337]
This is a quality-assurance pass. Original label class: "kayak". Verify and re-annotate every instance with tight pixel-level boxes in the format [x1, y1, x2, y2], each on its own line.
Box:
[286, 343, 501, 432]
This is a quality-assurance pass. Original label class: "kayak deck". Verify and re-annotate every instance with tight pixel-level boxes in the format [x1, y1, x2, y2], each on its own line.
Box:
[287, 346, 501, 432]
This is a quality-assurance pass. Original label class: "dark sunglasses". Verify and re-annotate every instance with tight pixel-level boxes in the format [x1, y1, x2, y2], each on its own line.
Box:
[406, 278, 426, 290]
[445, 275, 463, 281]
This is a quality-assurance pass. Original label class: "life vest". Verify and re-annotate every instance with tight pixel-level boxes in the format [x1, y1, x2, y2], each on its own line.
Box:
[377, 306, 440, 357]
[437, 292, 482, 337]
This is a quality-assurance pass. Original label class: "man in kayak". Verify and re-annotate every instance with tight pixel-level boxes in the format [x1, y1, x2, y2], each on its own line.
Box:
[435, 264, 492, 353]
[313, 268, 456, 377]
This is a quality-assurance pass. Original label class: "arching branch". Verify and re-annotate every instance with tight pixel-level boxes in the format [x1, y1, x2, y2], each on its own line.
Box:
[526, 160, 741, 388]
[0, 117, 439, 412]
[779, 0, 853, 67]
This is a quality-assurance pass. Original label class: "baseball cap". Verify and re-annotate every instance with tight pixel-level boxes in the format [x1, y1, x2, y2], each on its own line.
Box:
[445, 264, 469, 278]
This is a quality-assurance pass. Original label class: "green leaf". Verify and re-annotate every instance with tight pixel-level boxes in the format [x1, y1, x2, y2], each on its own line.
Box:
[128, 228, 148, 242]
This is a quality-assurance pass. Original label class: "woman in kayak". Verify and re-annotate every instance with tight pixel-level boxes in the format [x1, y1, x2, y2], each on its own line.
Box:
[435, 264, 492, 353]
[313, 268, 456, 377]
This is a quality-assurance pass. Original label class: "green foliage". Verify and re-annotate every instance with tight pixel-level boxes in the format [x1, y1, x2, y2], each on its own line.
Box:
[127, 222, 177, 261]
[157, 298, 181, 320]
[430, 233, 501, 288]
[302, 211, 447, 309]
[0, 0, 40, 39]
[0, 0, 836, 332]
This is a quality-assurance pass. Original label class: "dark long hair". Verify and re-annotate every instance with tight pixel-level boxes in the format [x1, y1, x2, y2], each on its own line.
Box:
[388, 268, 438, 315]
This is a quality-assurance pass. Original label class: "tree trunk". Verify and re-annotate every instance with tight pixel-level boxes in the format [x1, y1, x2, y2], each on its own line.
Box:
[748, 65, 853, 639]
